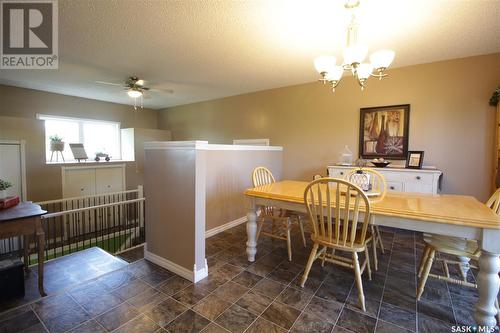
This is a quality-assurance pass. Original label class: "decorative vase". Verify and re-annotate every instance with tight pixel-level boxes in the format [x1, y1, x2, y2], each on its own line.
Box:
[0, 190, 7, 199]
[375, 115, 387, 154]
[50, 141, 65, 152]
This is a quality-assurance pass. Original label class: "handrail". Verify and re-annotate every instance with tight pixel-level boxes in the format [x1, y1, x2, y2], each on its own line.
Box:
[42, 198, 145, 219]
[36, 188, 140, 205]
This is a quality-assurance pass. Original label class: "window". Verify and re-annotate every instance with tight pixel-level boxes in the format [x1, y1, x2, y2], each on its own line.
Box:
[38, 114, 121, 162]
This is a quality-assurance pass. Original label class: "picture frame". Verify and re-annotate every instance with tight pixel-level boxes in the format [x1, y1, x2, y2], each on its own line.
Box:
[359, 104, 410, 160]
[406, 151, 425, 169]
[69, 143, 88, 162]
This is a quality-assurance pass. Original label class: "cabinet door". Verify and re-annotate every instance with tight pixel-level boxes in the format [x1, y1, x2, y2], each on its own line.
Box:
[95, 167, 124, 194]
[404, 182, 434, 194]
[64, 169, 96, 197]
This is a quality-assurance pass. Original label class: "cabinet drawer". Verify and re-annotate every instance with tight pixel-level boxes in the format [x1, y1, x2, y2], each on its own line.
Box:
[380, 171, 434, 184]
[387, 181, 403, 192]
[402, 173, 434, 184]
[327, 168, 348, 179]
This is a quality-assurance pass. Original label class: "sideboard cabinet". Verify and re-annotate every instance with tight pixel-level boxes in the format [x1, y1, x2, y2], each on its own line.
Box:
[327, 165, 442, 194]
[62, 164, 125, 198]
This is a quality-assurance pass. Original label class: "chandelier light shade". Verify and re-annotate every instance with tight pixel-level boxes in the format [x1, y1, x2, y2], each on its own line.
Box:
[342, 44, 368, 65]
[314, 56, 337, 75]
[369, 49, 395, 70]
[314, 0, 395, 91]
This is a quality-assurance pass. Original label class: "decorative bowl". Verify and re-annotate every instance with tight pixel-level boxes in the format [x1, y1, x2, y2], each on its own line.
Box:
[371, 161, 391, 168]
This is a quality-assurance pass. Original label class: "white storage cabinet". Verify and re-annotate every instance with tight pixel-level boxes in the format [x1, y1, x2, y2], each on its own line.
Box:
[62, 164, 125, 198]
[327, 165, 442, 194]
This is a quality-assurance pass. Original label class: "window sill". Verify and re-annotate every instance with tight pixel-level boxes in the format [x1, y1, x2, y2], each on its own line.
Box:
[45, 160, 134, 165]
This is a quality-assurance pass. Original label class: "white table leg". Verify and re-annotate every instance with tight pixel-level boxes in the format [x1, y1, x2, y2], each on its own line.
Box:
[475, 250, 500, 329]
[246, 199, 258, 262]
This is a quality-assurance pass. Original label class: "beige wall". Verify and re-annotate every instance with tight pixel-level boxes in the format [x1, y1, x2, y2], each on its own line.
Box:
[0, 85, 159, 201]
[206, 149, 282, 230]
[159, 53, 500, 201]
[144, 143, 283, 275]
[144, 147, 197, 271]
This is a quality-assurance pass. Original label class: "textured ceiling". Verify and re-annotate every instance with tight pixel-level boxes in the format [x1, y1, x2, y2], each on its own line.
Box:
[1, 0, 499, 109]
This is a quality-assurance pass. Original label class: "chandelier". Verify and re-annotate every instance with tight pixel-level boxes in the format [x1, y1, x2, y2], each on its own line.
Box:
[313, 0, 395, 92]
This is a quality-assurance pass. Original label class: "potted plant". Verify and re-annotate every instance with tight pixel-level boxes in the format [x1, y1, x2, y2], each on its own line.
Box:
[0, 179, 12, 199]
[49, 135, 65, 152]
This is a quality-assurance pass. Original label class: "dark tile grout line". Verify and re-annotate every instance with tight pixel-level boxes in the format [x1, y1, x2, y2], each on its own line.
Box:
[372, 232, 394, 333]
[28, 303, 50, 333]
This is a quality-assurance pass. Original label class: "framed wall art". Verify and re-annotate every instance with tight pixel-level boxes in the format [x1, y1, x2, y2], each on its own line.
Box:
[359, 104, 410, 160]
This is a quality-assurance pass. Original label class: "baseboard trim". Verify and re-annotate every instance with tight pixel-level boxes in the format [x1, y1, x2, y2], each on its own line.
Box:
[205, 216, 247, 238]
[193, 258, 208, 283]
[144, 250, 207, 283]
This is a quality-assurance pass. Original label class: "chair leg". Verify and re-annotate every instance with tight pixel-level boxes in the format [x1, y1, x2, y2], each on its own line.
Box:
[301, 243, 319, 288]
[375, 226, 385, 254]
[365, 246, 372, 281]
[417, 246, 431, 278]
[321, 246, 327, 267]
[298, 217, 307, 248]
[417, 249, 435, 300]
[371, 226, 378, 271]
[256, 218, 265, 242]
[495, 297, 500, 324]
[353, 252, 366, 312]
[286, 225, 292, 262]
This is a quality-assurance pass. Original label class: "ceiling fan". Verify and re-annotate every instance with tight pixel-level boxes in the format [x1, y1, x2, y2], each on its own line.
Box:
[95, 76, 174, 110]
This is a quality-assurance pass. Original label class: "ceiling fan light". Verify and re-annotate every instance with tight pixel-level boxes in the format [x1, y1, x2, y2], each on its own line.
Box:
[356, 63, 374, 80]
[343, 44, 368, 65]
[136, 79, 144, 86]
[314, 56, 337, 74]
[369, 49, 395, 69]
[127, 89, 143, 98]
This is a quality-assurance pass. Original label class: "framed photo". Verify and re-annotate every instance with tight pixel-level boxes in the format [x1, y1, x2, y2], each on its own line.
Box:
[69, 143, 88, 162]
[406, 151, 425, 169]
[359, 104, 410, 160]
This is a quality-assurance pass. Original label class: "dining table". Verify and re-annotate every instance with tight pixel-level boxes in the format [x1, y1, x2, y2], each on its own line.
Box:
[244, 180, 500, 330]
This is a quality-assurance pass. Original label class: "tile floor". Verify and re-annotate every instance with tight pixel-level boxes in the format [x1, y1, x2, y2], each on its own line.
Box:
[0, 223, 489, 333]
[0, 247, 128, 313]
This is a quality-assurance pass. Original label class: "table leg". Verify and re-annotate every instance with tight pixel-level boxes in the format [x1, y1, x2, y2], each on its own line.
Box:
[475, 250, 500, 330]
[23, 235, 29, 273]
[36, 221, 46, 297]
[246, 199, 258, 262]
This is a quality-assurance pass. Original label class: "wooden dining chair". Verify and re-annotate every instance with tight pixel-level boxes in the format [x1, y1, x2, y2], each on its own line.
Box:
[345, 168, 387, 271]
[300, 178, 373, 311]
[417, 188, 500, 321]
[252, 167, 307, 261]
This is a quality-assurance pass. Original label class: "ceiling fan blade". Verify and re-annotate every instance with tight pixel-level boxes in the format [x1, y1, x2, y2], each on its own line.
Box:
[95, 81, 123, 87]
[149, 88, 174, 94]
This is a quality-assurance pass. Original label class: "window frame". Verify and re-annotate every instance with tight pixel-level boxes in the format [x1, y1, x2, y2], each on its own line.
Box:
[37, 114, 122, 162]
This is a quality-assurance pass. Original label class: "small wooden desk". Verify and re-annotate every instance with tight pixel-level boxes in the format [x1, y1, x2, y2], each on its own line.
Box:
[0, 202, 47, 297]
[245, 180, 500, 330]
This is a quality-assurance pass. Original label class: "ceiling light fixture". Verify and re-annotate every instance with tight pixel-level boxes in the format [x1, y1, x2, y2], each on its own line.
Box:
[314, 0, 395, 92]
[127, 87, 143, 110]
[127, 88, 143, 98]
